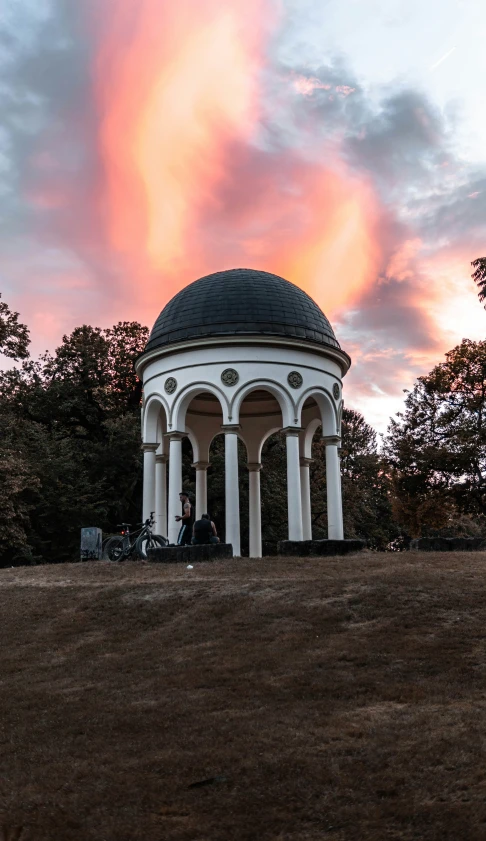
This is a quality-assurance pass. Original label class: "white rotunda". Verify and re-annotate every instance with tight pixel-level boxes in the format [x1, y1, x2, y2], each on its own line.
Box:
[135, 268, 350, 557]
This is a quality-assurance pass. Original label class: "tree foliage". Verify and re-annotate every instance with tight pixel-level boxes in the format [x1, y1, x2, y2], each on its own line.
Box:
[0, 293, 30, 359]
[471, 257, 486, 306]
[0, 321, 148, 564]
[385, 339, 486, 536]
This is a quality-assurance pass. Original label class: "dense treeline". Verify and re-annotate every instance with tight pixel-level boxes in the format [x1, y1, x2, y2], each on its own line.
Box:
[0, 315, 149, 563]
[1, 285, 485, 564]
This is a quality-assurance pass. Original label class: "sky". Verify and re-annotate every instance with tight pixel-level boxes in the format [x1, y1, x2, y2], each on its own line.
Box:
[1, 0, 486, 430]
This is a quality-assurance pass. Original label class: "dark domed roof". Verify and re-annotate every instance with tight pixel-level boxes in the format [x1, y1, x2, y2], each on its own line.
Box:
[145, 268, 341, 353]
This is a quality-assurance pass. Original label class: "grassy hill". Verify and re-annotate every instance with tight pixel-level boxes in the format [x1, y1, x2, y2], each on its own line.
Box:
[1, 552, 486, 840]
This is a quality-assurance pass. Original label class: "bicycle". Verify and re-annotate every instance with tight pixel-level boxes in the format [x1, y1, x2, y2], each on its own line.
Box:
[103, 513, 167, 561]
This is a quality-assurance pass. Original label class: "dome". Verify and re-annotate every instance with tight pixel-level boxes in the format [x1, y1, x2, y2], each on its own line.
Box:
[144, 268, 342, 354]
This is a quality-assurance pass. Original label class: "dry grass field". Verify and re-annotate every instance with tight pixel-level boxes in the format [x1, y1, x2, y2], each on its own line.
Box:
[1, 552, 486, 841]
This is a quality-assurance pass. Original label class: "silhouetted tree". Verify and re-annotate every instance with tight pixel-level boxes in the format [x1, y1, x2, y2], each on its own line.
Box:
[0, 321, 148, 564]
[385, 339, 486, 536]
[471, 257, 486, 306]
[0, 293, 29, 359]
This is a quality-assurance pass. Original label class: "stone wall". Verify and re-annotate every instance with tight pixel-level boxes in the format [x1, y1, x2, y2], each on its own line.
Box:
[147, 543, 234, 563]
[410, 537, 486, 552]
[278, 539, 366, 557]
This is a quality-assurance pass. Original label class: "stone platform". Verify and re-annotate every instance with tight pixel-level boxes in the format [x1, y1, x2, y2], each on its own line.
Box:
[278, 539, 366, 557]
[147, 543, 234, 563]
[410, 537, 486, 552]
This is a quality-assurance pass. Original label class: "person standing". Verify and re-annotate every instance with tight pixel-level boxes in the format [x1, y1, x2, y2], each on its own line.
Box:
[175, 492, 194, 545]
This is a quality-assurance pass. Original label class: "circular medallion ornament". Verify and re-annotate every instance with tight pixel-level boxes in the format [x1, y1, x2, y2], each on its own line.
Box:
[333, 383, 340, 400]
[221, 368, 239, 387]
[164, 376, 177, 395]
[287, 371, 303, 389]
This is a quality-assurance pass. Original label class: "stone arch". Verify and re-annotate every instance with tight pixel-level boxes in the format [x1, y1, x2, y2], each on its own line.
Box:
[296, 387, 339, 437]
[184, 424, 199, 463]
[208, 427, 248, 455]
[231, 380, 295, 428]
[143, 393, 170, 444]
[301, 417, 322, 459]
[171, 382, 230, 430]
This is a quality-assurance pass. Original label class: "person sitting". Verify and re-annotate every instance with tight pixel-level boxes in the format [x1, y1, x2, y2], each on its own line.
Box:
[192, 513, 220, 545]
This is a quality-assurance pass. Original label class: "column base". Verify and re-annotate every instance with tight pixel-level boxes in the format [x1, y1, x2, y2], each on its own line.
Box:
[278, 539, 366, 557]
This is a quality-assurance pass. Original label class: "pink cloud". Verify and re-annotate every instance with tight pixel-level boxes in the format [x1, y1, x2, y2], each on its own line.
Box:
[291, 73, 332, 97]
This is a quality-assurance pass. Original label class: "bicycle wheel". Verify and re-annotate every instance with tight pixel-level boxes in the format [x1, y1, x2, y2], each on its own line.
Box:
[135, 533, 168, 559]
[103, 536, 125, 561]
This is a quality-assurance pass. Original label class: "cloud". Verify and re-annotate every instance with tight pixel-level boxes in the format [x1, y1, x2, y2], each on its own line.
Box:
[1, 0, 485, 432]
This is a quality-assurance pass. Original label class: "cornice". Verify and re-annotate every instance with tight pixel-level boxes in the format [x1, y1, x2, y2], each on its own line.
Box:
[136, 334, 351, 377]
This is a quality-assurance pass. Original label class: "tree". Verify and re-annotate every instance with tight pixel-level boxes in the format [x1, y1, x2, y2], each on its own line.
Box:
[0, 321, 149, 564]
[471, 258, 486, 306]
[0, 294, 29, 359]
[0, 413, 39, 559]
[385, 339, 486, 536]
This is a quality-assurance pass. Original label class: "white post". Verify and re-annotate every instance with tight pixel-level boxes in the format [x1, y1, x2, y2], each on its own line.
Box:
[284, 428, 303, 541]
[167, 433, 184, 545]
[155, 454, 168, 538]
[247, 463, 262, 558]
[142, 443, 158, 524]
[193, 461, 209, 520]
[300, 457, 313, 541]
[222, 425, 241, 556]
[324, 436, 344, 540]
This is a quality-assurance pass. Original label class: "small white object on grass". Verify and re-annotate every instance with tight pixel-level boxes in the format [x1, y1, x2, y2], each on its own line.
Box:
[187, 564, 193, 569]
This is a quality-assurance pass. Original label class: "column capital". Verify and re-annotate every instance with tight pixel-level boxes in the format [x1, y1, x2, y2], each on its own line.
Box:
[221, 423, 241, 434]
[322, 435, 341, 446]
[247, 462, 262, 472]
[163, 430, 186, 442]
[300, 457, 314, 467]
[141, 442, 158, 453]
[192, 461, 210, 471]
[281, 426, 303, 437]
[156, 453, 169, 464]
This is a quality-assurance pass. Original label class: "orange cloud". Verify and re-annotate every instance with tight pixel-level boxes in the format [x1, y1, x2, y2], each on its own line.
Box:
[94, 0, 274, 302]
[270, 163, 382, 314]
[91, 0, 383, 327]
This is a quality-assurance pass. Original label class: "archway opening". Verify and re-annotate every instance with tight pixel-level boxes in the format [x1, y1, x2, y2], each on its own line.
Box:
[302, 420, 329, 540]
[300, 391, 340, 539]
[259, 430, 287, 554]
[207, 433, 248, 552]
[186, 391, 224, 426]
[238, 388, 284, 556]
[180, 436, 195, 496]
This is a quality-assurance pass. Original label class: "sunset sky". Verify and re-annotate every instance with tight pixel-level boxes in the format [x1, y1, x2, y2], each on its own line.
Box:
[2, 0, 486, 429]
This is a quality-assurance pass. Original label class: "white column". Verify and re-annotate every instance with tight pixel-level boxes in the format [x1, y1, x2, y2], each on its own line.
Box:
[247, 463, 262, 558]
[300, 457, 313, 541]
[222, 425, 241, 556]
[284, 428, 303, 541]
[167, 433, 184, 545]
[142, 443, 158, 523]
[193, 461, 209, 520]
[324, 436, 344, 540]
[155, 454, 168, 537]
